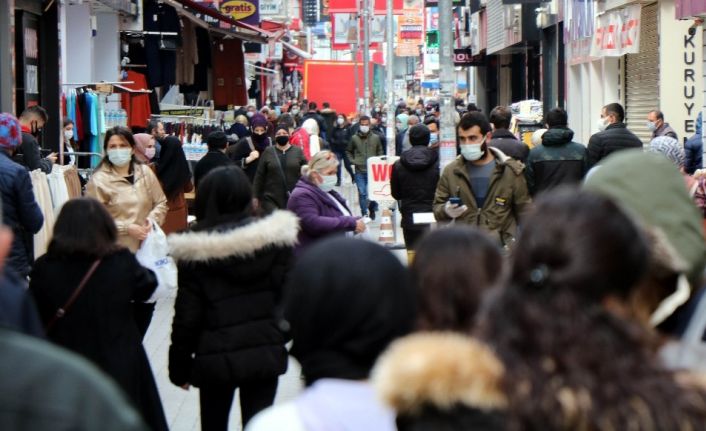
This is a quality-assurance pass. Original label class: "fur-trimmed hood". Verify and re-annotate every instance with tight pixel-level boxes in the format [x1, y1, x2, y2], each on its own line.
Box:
[372, 332, 507, 415]
[168, 210, 300, 263]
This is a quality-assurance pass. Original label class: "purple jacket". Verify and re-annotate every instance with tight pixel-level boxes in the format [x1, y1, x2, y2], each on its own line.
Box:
[287, 178, 358, 253]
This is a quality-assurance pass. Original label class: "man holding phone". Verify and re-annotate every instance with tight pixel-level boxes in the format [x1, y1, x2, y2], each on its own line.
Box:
[433, 112, 531, 249]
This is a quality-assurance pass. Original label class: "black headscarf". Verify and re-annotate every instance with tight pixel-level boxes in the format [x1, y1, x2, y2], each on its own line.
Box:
[155, 136, 192, 200]
[283, 237, 416, 385]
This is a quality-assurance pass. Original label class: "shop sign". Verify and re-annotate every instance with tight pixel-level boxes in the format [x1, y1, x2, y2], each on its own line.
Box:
[259, 0, 283, 15]
[396, 9, 424, 57]
[220, 0, 260, 25]
[590, 4, 641, 57]
[453, 48, 485, 66]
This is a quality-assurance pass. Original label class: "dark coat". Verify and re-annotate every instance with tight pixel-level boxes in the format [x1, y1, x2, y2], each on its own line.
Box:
[29, 250, 167, 431]
[194, 150, 234, 189]
[226, 137, 272, 182]
[253, 145, 307, 214]
[685, 133, 703, 175]
[525, 127, 587, 196]
[320, 108, 337, 140]
[390, 145, 439, 230]
[0, 269, 43, 337]
[18, 132, 53, 174]
[489, 129, 529, 163]
[287, 178, 357, 254]
[167, 211, 298, 388]
[330, 125, 351, 153]
[586, 123, 643, 168]
[0, 151, 43, 278]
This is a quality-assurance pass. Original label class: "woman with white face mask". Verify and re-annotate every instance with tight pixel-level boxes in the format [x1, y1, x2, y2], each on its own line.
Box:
[62, 118, 76, 166]
[86, 126, 167, 254]
[287, 150, 366, 255]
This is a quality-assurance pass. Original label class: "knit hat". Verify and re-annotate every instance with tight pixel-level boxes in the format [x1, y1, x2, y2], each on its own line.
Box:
[0, 113, 21, 150]
[250, 113, 269, 129]
[649, 136, 684, 168]
[409, 124, 430, 147]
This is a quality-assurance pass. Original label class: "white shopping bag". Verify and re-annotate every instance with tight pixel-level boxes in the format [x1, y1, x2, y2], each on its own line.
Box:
[136, 222, 178, 302]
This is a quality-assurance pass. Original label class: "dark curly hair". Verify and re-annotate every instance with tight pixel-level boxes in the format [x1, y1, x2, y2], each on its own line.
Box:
[478, 188, 706, 430]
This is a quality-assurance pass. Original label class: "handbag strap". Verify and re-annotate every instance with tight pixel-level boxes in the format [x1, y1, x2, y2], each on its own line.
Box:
[45, 259, 102, 333]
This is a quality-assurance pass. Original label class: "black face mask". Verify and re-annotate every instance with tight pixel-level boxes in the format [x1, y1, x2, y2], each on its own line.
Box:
[275, 136, 289, 146]
[252, 132, 267, 143]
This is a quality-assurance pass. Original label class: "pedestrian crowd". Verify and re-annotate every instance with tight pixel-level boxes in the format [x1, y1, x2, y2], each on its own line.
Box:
[1, 97, 706, 431]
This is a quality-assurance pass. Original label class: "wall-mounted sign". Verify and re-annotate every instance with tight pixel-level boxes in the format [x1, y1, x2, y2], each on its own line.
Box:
[259, 0, 283, 15]
[453, 48, 485, 66]
[590, 4, 641, 57]
[221, 0, 260, 25]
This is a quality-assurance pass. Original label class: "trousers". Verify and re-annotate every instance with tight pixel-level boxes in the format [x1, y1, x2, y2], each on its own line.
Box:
[199, 377, 279, 431]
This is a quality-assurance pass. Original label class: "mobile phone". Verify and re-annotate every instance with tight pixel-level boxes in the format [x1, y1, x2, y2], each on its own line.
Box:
[449, 197, 462, 206]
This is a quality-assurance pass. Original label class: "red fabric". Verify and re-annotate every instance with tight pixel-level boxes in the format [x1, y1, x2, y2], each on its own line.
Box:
[290, 127, 311, 159]
[121, 71, 153, 129]
[61, 94, 67, 117]
[329, 0, 403, 14]
[75, 97, 84, 142]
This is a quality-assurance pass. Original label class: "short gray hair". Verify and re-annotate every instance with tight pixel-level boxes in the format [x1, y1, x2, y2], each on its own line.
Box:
[301, 150, 339, 179]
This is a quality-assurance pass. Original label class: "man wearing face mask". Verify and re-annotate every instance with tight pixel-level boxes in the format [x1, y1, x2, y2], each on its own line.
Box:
[17, 106, 56, 174]
[423, 116, 440, 149]
[346, 116, 383, 219]
[433, 112, 531, 249]
[647, 110, 678, 141]
[587, 103, 642, 169]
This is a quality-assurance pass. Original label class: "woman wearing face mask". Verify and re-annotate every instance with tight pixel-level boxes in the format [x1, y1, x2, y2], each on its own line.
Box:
[86, 126, 168, 253]
[227, 113, 272, 183]
[330, 115, 355, 186]
[62, 118, 77, 166]
[133, 133, 157, 164]
[287, 150, 366, 255]
[253, 125, 307, 214]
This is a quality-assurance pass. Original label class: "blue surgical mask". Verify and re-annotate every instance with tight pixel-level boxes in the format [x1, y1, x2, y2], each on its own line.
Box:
[318, 174, 338, 192]
[107, 148, 132, 167]
[647, 121, 657, 132]
[429, 133, 439, 145]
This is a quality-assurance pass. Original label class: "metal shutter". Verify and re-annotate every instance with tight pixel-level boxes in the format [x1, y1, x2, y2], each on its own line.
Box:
[625, 3, 659, 146]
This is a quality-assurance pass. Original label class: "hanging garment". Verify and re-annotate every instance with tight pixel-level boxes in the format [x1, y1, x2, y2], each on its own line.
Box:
[30, 170, 55, 260]
[121, 71, 153, 129]
[175, 17, 198, 86]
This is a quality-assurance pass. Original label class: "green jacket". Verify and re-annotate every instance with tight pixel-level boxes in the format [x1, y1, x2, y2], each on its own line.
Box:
[433, 147, 532, 247]
[346, 132, 383, 173]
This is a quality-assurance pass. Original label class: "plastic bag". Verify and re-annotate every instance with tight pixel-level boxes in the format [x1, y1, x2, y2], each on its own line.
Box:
[136, 222, 178, 303]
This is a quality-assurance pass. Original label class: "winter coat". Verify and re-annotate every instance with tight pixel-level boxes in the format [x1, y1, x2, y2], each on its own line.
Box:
[586, 123, 643, 168]
[0, 269, 43, 337]
[0, 151, 43, 278]
[433, 147, 531, 247]
[330, 126, 351, 153]
[194, 150, 234, 189]
[226, 137, 272, 183]
[167, 211, 298, 388]
[390, 146, 439, 229]
[525, 127, 588, 196]
[17, 131, 53, 174]
[287, 178, 358, 253]
[29, 250, 167, 431]
[320, 108, 337, 140]
[86, 163, 168, 253]
[489, 129, 529, 163]
[685, 133, 703, 175]
[253, 145, 307, 214]
[161, 179, 193, 235]
[346, 132, 384, 173]
[653, 122, 678, 141]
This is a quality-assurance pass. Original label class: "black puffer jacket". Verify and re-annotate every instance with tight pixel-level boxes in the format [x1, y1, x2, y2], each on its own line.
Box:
[167, 211, 299, 387]
[390, 146, 439, 229]
[330, 125, 351, 153]
[489, 129, 529, 163]
[586, 123, 643, 168]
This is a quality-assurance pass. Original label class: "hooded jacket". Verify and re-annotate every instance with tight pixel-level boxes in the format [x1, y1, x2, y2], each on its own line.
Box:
[586, 122, 643, 168]
[433, 148, 531, 247]
[168, 211, 298, 387]
[319, 108, 337, 140]
[684, 115, 702, 175]
[525, 127, 588, 196]
[489, 129, 528, 163]
[390, 146, 439, 229]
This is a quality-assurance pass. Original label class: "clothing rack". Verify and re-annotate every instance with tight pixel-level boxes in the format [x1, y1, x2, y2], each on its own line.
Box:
[119, 31, 179, 36]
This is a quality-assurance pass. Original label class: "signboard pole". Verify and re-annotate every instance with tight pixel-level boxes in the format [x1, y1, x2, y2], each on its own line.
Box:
[385, 0, 396, 156]
[363, 0, 371, 114]
[437, 0, 456, 169]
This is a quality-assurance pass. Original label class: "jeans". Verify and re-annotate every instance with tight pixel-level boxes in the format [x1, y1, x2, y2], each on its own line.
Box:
[333, 150, 354, 184]
[354, 172, 378, 216]
[199, 377, 279, 431]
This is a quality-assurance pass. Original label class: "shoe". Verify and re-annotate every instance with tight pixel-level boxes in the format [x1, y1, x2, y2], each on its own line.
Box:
[368, 203, 376, 221]
[335, 181, 341, 187]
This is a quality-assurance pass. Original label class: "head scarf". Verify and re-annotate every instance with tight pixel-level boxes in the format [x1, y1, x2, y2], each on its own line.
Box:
[649, 136, 685, 168]
[250, 113, 269, 130]
[133, 133, 154, 163]
[155, 136, 192, 200]
[396, 113, 409, 131]
[284, 237, 416, 385]
[302, 118, 321, 155]
[0, 113, 21, 151]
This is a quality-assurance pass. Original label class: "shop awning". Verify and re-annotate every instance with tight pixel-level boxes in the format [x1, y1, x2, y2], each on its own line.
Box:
[168, 0, 273, 43]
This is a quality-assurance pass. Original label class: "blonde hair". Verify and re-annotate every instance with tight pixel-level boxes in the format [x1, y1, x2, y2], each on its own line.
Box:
[301, 150, 339, 179]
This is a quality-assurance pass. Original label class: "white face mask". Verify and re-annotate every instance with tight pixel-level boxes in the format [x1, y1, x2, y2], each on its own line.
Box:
[359, 125, 370, 134]
[318, 174, 338, 192]
[145, 147, 156, 160]
[597, 118, 608, 132]
[460, 138, 486, 161]
[64, 130, 74, 141]
[337, 118, 345, 125]
[107, 148, 132, 167]
[646, 121, 657, 132]
[247, 111, 255, 118]
[429, 133, 439, 145]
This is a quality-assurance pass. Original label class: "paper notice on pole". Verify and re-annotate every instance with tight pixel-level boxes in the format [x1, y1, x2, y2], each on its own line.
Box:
[367, 156, 400, 207]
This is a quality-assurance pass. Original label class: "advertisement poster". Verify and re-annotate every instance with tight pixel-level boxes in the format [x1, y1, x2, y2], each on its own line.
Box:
[220, 0, 260, 25]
